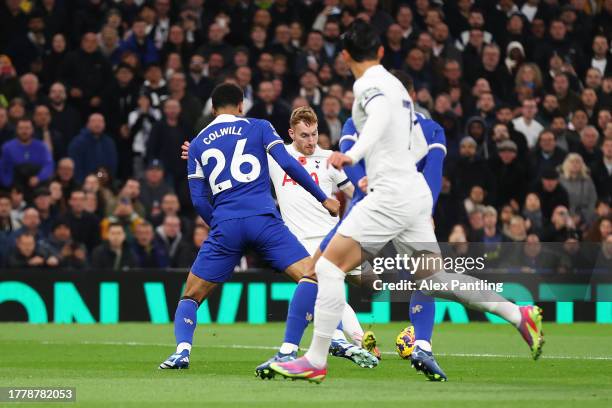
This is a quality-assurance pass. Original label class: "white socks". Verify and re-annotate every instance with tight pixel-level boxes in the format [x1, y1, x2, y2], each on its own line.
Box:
[414, 340, 432, 352]
[304, 257, 346, 368]
[342, 304, 364, 346]
[176, 342, 191, 353]
[279, 342, 299, 354]
[417, 270, 521, 327]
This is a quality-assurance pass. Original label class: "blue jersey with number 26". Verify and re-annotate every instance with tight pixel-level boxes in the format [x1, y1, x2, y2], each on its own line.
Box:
[187, 114, 285, 226]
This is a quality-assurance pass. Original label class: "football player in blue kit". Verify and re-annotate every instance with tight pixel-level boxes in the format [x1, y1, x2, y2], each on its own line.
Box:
[159, 83, 340, 369]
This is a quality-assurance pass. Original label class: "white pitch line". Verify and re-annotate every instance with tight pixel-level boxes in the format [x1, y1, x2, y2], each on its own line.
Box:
[36, 340, 612, 361]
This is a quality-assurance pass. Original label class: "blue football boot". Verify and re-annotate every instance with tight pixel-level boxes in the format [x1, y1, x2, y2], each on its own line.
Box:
[255, 351, 297, 379]
[410, 345, 447, 381]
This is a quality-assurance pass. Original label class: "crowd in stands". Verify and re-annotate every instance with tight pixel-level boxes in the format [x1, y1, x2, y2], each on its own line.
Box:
[0, 0, 611, 271]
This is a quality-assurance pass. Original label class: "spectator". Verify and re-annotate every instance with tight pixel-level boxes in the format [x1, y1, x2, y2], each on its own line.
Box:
[573, 126, 602, 170]
[128, 94, 162, 175]
[167, 72, 202, 130]
[19, 73, 47, 114]
[117, 18, 159, 67]
[65, 189, 100, 252]
[523, 193, 544, 233]
[47, 82, 81, 144]
[102, 64, 140, 179]
[33, 104, 64, 162]
[9, 206, 43, 244]
[585, 217, 612, 243]
[40, 219, 87, 268]
[68, 113, 118, 184]
[248, 81, 292, 140]
[139, 160, 173, 216]
[0, 117, 54, 192]
[54, 158, 78, 201]
[532, 168, 570, 220]
[6, 232, 59, 268]
[146, 99, 191, 189]
[512, 98, 544, 149]
[185, 54, 213, 102]
[154, 214, 184, 266]
[590, 137, 612, 204]
[559, 153, 598, 224]
[489, 140, 528, 209]
[151, 193, 192, 237]
[320, 95, 342, 145]
[131, 221, 169, 268]
[528, 129, 567, 180]
[450, 136, 493, 200]
[552, 73, 581, 117]
[32, 188, 55, 238]
[503, 215, 528, 243]
[540, 205, 577, 242]
[91, 222, 136, 271]
[100, 195, 144, 242]
[141, 64, 168, 109]
[60, 32, 113, 115]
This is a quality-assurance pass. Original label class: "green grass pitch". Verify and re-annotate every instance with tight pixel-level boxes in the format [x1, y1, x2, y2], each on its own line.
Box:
[1, 323, 611, 407]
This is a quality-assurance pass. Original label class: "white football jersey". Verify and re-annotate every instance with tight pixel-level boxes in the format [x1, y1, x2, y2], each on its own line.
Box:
[268, 144, 349, 240]
[349, 65, 428, 196]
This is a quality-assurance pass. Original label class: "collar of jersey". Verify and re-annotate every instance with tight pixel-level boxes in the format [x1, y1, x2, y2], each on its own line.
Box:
[200, 114, 250, 134]
[363, 64, 385, 78]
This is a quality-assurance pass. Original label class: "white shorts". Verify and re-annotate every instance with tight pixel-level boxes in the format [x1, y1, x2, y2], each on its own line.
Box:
[336, 181, 440, 256]
[301, 236, 362, 276]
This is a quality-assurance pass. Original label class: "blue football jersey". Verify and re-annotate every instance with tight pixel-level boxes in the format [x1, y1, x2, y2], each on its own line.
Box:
[187, 114, 284, 224]
[338, 118, 367, 205]
[415, 114, 447, 172]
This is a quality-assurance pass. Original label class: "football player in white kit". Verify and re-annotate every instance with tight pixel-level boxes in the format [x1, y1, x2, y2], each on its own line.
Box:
[270, 20, 544, 383]
[255, 106, 380, 377]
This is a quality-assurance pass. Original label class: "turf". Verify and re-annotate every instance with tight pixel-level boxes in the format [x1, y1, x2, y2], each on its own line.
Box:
[1, 323, 611, 407]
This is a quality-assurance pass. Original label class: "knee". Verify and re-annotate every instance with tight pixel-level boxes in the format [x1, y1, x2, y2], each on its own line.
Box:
[315, 256, 346, 281]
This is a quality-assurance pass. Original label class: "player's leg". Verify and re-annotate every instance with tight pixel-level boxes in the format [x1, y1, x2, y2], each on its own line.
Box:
[397, 213, 543, 360]
[160, 220, 244, 369]
[270, 195, 400, 380]
[409, 290, 436, 352]
[249, 216, 315, 377]
[302, 232, 364, 368]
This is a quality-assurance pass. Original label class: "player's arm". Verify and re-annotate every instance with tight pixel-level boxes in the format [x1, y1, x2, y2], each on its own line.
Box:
[187, 143, 213, 225]
[343, 88, 391, 164]
[422, 127, 447, 205]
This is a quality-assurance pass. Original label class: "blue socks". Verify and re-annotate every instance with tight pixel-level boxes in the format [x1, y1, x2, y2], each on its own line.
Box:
[410, 290, 435, 343]
[283, 278, 318, 347]
[174, 298, 199, 352]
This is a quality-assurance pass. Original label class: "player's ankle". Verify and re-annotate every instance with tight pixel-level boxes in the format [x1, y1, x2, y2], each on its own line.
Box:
[176, 342, 192, 354]
[414, 340, 432, 352]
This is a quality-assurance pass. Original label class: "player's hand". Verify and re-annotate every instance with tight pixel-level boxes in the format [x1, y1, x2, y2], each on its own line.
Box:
[358, 176, 368, 193]
[181, 141, 190, 160]
[322, 197, 340, 217]
[328, 152, 353, 170]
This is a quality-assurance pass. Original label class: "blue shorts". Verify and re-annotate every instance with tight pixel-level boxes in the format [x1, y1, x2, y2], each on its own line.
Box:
[191, 214, 309, 283]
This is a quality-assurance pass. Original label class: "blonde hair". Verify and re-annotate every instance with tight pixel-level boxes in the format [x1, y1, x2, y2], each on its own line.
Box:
[561, 153, 589, 179]
[515, 63, 543, 91]
[290, 106, 318, 129]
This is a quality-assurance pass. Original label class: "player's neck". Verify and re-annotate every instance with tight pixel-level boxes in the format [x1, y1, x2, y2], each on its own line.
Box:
[350, 60, 380, 79]
[214, 108, 242, 117]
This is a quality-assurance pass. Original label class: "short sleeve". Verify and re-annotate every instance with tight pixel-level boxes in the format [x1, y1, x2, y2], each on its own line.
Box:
[359, 87, 384, 111]
[187, 141, 205, 180]
[260, 119, 284, 153]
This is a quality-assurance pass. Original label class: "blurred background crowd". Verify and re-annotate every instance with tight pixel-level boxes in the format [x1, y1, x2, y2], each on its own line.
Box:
[0, 0, 611, 271]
